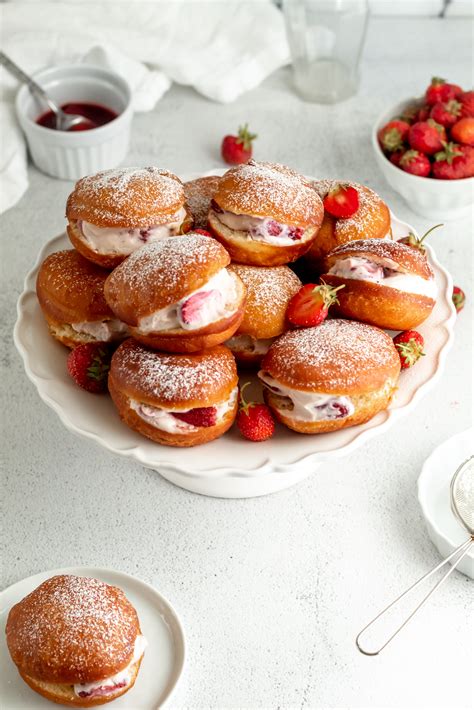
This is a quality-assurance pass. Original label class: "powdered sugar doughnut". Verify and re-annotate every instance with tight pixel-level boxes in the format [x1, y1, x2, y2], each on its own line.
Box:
[259, 319, 400, 434]
[305, 180, 391, 272]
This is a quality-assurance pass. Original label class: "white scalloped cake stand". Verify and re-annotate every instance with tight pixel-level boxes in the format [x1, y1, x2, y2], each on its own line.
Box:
[14, 173, 455, 498]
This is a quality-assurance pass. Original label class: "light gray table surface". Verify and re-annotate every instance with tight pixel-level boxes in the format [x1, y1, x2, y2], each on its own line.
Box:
[1, 17, 473, 710]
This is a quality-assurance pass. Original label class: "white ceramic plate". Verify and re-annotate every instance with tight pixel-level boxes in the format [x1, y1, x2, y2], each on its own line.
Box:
[13, 178, 456, 497]
[0, 567, 185, 709]
[417, 429, 474, 579]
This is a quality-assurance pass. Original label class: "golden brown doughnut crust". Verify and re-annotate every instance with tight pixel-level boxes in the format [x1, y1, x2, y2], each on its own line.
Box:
[228, 264, 301, 339]
[305, 181, 391, 271]
[321, 275, 435, 330]
[183, 176, 221, 229]
[66, 167, 185, 228]
[104, 233, 231, 324]
[264, 377, 397, 434]
[109, 377, 237, 448]
[6, 575, 140, 685]
[109, 339, 238, 409]
[18, 657, 142, 708]
[323, 238, 434, 279]
[213, 160, 324, 227]
[37, 250, 114, 324]
[208, 211, 319, 266]
[261, 319, 400, 395]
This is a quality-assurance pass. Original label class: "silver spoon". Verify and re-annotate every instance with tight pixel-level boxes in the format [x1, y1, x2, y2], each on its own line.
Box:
[356, 456, 474, 655]
[0, 51, 90, 131]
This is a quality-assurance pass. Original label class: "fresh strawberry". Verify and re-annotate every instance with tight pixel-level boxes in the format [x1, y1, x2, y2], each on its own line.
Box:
[221, 124, 257, 165]
[430, 100, 461, 128]
[459, 90, 474, 118]
[398, 223, 443, 254]
[408, 119, 446, 155]
[389, 150, 404, 167]
[425, 77, 462, 106]
[399, 149, 431, 177]
[192, 229, 213, 237]
[287, 281, 344, 327]
[378, 120, 410, 152]
[417, 104, 431, 122]
[67, 342, 112, 393]
[393, 331, 425, 369]
[323, 184, 359, 218]
[236, 383, 275, 442]
[452, 286, 466, 312]
[451, 117, 474, 146]
[432, 143, 474, 179]
[180, 289, 222, 326]
[173, 406, 217, 427]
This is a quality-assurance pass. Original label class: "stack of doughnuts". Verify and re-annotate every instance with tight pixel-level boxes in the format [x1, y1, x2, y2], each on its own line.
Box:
[35, 159, 437, 449]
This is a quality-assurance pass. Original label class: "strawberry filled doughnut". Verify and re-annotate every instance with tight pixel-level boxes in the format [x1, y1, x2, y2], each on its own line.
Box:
[104, 233, 246, 352]
[6, 574, 146, 707]
[109, 339, 238, 447]
[259, 319, 400, 434]
[305, 180, 391, 272]
[321, 239, 437, 330]
[66, 167, 192, 269]
[225, 264, 302, 365]
[36, 249, 129, 348]
[208, 160, 324, 266]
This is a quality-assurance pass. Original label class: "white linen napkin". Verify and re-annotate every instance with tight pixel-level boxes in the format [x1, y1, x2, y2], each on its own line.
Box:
[0, 0, 290, 213]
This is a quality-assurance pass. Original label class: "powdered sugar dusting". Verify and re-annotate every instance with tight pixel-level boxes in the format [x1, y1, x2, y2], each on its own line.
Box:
[67, 167, 184, 226]
[229, 264, 301, 314]
[6, 575, 139, 683]
[216, 161, 322, 223]
[113, 340, 236, 403]
[38, 250, 112, 315]
[184, 176, 220, 229]
[265, 319, 398, 390]
[311, 179, 388, 237]
[327, 238, 434, 279]
[107, 234, 227, 300]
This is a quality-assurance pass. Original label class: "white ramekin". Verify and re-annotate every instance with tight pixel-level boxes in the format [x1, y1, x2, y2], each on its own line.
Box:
[16, 65, 132, 181]
[372, 98, 474, 221]
[417, 429, 473, 579]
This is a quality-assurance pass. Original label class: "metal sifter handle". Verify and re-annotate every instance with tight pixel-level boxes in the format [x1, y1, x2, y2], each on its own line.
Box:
[356, 536, 474, 656]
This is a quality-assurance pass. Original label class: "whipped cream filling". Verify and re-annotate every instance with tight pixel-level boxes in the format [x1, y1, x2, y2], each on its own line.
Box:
[130, 387, 238, 433]
[78, 206, 187, 255]
[226, 333, 275, 356]
[74, 634, 147, 698]
[210, 205, 306, 246]
[258, 371, 354, 422]
[328, 256, 437, 299]
[137, 268, 239, 334]
[71, 319, 129, 341]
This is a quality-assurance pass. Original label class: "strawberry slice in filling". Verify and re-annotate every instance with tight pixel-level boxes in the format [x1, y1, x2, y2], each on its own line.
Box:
[179, 290, 223, 327]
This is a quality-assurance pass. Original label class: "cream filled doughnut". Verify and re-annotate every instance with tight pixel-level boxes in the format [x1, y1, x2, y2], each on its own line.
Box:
[36, 249, 129, 348]
[66, 167, 192, 269]
[259, 319, 400, 434]
[322, 238, 436, 330]
[104, 233, 246, 352]
[208, 160, 324, 266]
[305, 180, 391, 273]
[6, 574, 146, 707]
[225, 264, 302, 365]
[109, 339, 238, 447]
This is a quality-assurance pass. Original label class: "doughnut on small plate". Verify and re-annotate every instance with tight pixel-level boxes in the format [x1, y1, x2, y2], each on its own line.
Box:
[0, 566, 185, 709]
[14, 171, 456, 498]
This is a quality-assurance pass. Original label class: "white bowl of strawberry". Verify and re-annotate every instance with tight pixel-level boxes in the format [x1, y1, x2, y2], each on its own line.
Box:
[372, 77, 474, 220]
